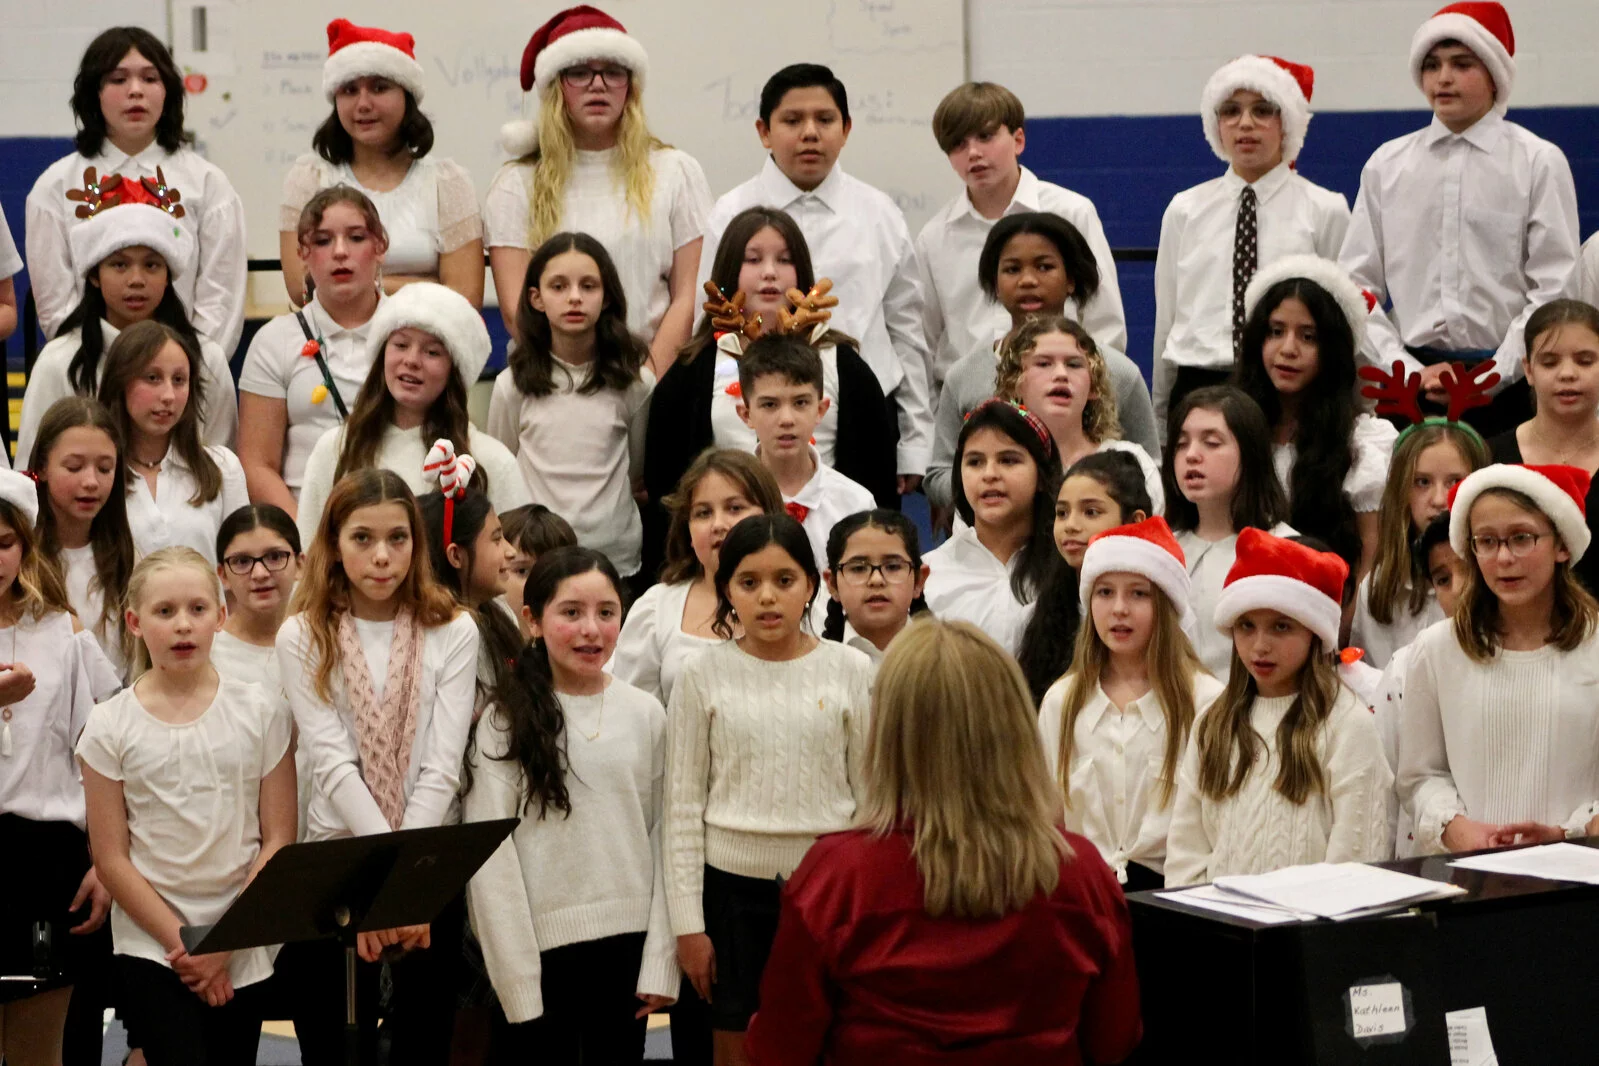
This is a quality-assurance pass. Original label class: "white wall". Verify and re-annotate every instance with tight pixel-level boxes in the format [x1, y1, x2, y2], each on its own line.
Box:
[0, 2, 166, 137]
[969, 0, 1599, 118]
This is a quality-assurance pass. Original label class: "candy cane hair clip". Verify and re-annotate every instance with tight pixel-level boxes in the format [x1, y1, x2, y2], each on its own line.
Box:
[422, 439, 478, 545]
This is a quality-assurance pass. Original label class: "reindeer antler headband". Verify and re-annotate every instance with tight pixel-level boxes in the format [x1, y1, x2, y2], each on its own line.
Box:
[1357, 359, 1493, 449]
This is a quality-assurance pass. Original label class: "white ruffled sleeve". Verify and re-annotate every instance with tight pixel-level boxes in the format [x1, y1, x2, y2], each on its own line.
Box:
[1344, 414, 1398, 513]
[483, 164, 532, 251]
[433, 158, 483, 254]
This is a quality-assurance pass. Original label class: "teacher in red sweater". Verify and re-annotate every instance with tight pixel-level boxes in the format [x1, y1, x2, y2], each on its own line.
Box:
[745, 619, 1142, 1065]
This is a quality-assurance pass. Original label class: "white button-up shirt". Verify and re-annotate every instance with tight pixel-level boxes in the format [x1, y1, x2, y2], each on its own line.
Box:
[698, 159, 934, 475]
[1152, 162, 1349, 423]
[915, 167, 1127, 386]
[1339, 113, 1580, 389]
[1039, 668, 1227, 881]
[126, 445, 250, 565]
[921, 526, 1033, 656]
[27, 143, 248, 354]
[779, 445, 876, 574]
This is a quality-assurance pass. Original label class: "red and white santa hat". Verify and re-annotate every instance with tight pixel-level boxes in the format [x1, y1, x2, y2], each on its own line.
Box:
[323, 18, 426, 102]
[1079, 516, 1197, 637]
[1200, 55, 1315, 165]
[1214, 527, 1348, 650]
[1448, 463, 1591, 563]
[1243, 254, 1374, 350]
[1410, 2, 1515, 116]
[69, 203, 191, 279]
[365, 282, 491, 390]
[501, 5, 649, 158]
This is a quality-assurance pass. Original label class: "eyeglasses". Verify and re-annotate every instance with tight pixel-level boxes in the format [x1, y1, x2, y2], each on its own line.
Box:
[837, 557, 914, 585]
[560, 65, 630, 89]
[223, 549, 294, 575]
[1468, 532, 1552, 558]
[1216, 100, 1282, 124]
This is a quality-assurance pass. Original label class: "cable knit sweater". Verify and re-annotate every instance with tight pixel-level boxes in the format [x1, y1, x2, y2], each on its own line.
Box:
[463, 680, 679, 1023]
[1164, 685, 1395, 887]
[664, 639, 874, 937]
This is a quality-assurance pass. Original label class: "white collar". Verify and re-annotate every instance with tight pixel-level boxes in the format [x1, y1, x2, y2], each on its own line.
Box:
[1221, 160, 1294, 201]
[1424, 110, 1505, 151]
[958, 166, 1042, 223]
[757, 156, 847, 212]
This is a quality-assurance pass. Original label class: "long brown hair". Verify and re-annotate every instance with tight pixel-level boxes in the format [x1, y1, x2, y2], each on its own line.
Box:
[659, 449, 783, 585]
[1367, 423, 1488, 625]
[995, 314, 1120, 444]
[0, 499, 73, 622]
[97, 320, 220, 505]
[289, 469, 459, 703]
[29, 397, 137, 651]
[1454, 487, 1599, 662]
[1053, 584, 1205, 810]
[1196, 641, 1341, 804]
[332, 335, 481, 491]
[859, 619, 1070, 919]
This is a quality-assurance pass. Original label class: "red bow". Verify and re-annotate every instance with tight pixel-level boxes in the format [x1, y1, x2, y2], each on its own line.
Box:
[785, 501, 810, 524]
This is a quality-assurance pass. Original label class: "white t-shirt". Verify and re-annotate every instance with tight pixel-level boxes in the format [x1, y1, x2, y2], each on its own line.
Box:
[75, 677, 293, 987]
[485, 147, 712, 341]
[126, 446, 250, 565]
[237, 296, 383, 494]
[0, 612, 96, 827]
[212, 628, 310, 842]
[608, 580, 721, 707]
[922, 526, 1035, 656]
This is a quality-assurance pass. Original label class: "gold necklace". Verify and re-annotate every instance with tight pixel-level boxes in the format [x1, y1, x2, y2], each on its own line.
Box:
[1532, 420, 1599, 466]
[580, 684, 606, 741]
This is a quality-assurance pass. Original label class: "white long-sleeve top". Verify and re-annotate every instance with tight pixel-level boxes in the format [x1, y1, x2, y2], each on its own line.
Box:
[126, 446, 249, 565]
[464, 680, 679, 1023]
[1038, 668, 1225, 882]
[1375, 643, 1415, 858]
[914, 167, 1127, 384]
[664, 639, 873, 936]
[1578, 232, 1599, 307]
[276, 610, 478, 840]
[17, 321, 239, 468]
[1348, 575, 1445, 671]
[921, 526, 1034, 657]
[1338, 113, 1580, 391]
[0, 611, 96, 828]
[698, 158, 933, 475]
[27, 143, 248, 354]
[296, 422, 529, 548]
[609, 580, 722, 706]
[484, 360, 652, 578]
[1397, 619, 1599, 855]
[1164, 685, 1395, 887]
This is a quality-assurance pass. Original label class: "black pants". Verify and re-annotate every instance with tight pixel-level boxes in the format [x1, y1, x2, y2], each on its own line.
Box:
[702, 866, 782, 1032]
[1167, 365, 1235, 427]
[284, 893, 466, 1066]
[489, 932, 648, 1065]
[114, 955, 265, 1066]
[1123, 862, 1165, 894]
[666, 975, 713, 1065]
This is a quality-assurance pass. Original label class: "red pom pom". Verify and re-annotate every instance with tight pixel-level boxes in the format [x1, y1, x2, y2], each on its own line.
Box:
[301, 340, 320, 358]
[725, 382, 741, 398]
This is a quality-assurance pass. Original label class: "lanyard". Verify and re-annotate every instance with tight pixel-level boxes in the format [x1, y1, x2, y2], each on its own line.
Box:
[294, 309, 350, 419]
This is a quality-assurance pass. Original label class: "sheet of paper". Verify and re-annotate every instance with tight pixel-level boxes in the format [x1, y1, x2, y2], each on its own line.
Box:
[1212, 863, 1465, 919]
[1448, 842, 1599, 884]
[1156, 885, 1308, 924]
[1348, 982, 1407, 1038]
[1446, 1006, 1498, 1066]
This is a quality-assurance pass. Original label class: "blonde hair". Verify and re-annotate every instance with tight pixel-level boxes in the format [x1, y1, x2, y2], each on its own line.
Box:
[524, 84, 662, 251]
[1054, 584, 1205, 810]
[1367, 423, 1488, 625]
[1196, 641, 1340, 804]
[995, 315, 1120, 444]
[0, 499, 73, 623]
[859, 619, 1070, 919]
[125, 546, 222, 677]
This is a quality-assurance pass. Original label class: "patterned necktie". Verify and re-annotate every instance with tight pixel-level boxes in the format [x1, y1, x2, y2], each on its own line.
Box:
[1232, 184, 1259, 356]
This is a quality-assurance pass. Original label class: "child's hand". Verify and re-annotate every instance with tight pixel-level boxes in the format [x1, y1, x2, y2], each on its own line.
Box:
[636, 993, 675, 1019]
[1441, 815, 1499, 852]
[394, 924, 431, 953]
[68, 867, 111, 934]
[677, 933, 716, 1002]
[1486, 821, 1564, 847]
[1418, 363, 1451, 405]
[168, 948, 234, 1004]
[0, 661, 37, 705]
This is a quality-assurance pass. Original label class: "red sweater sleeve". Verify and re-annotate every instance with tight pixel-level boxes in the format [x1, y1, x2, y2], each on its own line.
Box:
[746, 884, 834, 1066]
[1076, 881, 1144, 1064]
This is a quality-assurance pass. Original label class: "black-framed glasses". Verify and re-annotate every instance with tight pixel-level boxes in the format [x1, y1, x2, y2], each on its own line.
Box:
[1468, 532, 1552, 558]
[560, 65, 630, 89]
[837, 557, 914, 585]
[223, 550, 294, 575]
[1216, 100, 1281, 123]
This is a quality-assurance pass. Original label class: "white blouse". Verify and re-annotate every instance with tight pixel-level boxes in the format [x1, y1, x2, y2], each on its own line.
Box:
[0, 612, 96, 828]
[1398, 620, 1599, 854]
[1039, 668, 1226, 882]
[1272, 412, 1397, 513]
[277, 611, 479, 841]
[485, 147, 712, 341]
[126, 446, 249, 565]
[236, 296, 382, 494]
[27, 143, 248, 354]
[1349, 574, 1444, 671]
[709, 333, 841, 466]
[922, 527, 1034, 656]
[17, 320, 239, 470]
[608, 580, 722, 706]
[61, 543, 128, 686]
[281, 155, 481, 277]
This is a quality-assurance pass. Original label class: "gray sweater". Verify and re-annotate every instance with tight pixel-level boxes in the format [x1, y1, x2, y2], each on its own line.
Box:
[924, 344, 1160, 509]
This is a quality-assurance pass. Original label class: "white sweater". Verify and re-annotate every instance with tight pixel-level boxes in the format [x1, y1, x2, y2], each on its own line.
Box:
[1165, 685, 1395, 886]
[664, 639, 873, 936]
[464, 679, 679, 1023]
[1397, 619, 1599, 854]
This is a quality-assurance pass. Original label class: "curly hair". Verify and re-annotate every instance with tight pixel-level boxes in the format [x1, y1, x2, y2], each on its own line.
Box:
[995, 314, 1120, 445]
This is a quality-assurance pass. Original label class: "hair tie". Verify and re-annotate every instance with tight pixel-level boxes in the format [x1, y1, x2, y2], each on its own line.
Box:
[423, 439, 477, 545]
[963, 397, 1056, 459]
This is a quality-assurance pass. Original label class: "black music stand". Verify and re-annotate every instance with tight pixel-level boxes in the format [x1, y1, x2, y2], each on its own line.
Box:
[181, 820, 517, 1066]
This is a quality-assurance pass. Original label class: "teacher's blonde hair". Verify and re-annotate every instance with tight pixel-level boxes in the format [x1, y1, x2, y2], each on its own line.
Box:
[858, 619, 1070, 918]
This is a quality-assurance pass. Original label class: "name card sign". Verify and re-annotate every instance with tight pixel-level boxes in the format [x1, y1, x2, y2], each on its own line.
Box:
[1343, 976, 1414, 1047]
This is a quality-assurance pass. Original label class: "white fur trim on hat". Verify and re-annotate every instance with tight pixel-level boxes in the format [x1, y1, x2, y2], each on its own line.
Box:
[1079, 537, 1194, 629]
[0, 470, 38, 528]
[365, 283, 491, 388]
[324, 40, 426, 102]
[1410, 13, 1514, 117]
[68, 204, 191, 279]
[532, 26, 647, 96]
[1448, 465, 1591, 563]
[500, 119, 539, 158]
[1243, 254, 1370, 350]
[1213, 573, 1341, 650]
[1200, 55, 1312, 164]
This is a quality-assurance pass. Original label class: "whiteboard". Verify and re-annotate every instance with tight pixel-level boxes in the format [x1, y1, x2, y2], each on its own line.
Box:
[175, 0, 966, 261]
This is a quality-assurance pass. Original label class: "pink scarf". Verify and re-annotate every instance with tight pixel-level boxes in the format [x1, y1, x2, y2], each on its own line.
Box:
[339, 607, 425, 830]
